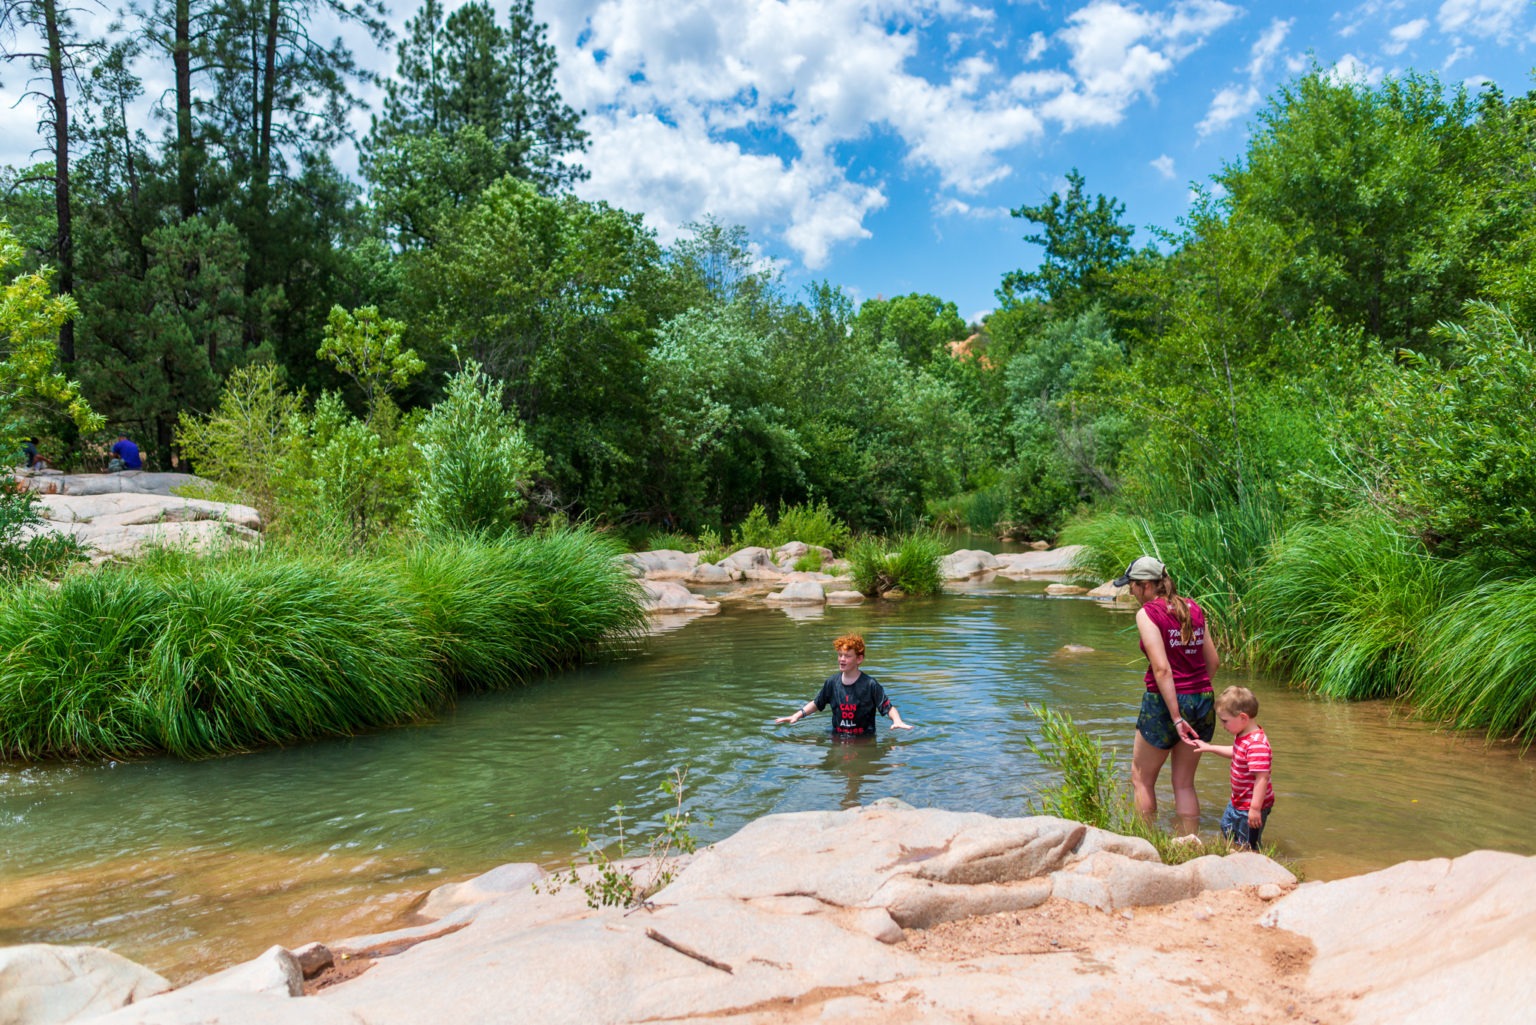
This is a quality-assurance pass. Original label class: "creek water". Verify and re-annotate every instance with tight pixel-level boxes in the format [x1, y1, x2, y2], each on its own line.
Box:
[3, 574, 1534, 983]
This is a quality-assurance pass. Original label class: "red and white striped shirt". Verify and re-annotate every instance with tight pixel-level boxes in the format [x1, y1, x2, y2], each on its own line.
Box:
[1230, 727, 1275, 811]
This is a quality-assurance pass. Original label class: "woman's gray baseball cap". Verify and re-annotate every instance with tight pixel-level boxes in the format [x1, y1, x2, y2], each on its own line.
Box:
[1112, 556, 1167, 587]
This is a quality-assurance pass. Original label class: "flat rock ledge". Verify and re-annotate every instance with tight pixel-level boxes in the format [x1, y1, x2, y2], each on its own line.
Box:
[15, 805, 1531, 1025]
[10, 471, 262, 561]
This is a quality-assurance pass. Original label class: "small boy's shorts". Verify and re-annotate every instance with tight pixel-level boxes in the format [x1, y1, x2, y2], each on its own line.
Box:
[1221, 801, 1272, 850]
[1136, 690, 1215, 749]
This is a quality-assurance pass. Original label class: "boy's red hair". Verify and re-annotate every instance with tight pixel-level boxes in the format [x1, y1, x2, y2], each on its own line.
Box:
[833, 633, 865, 658]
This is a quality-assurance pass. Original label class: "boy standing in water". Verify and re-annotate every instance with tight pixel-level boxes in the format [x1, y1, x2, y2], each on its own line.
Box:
[774, 633, 914, 736]
[1188, 685, 1275, 849]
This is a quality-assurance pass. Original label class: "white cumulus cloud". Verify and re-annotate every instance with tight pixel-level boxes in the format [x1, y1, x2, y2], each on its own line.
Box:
[1385, 17, 1430, 54]
[1438, 0, 1527, 41]
[1151, 153, 1176, 179]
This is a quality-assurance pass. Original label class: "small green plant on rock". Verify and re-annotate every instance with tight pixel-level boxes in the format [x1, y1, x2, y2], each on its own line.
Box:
[538, 767, 707, 909]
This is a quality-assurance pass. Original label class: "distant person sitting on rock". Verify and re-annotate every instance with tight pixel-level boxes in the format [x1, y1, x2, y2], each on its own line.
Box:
[1186, 686, 1275, 851]
[19, 437, 44, 470]
[774, 633, 914, 736]
[108, 435, 143, 472]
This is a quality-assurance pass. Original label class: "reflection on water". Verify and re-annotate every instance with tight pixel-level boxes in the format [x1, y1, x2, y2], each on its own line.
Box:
[3, 578, 1533, 980]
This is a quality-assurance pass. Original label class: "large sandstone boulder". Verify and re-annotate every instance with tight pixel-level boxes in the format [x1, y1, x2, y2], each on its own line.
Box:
[718, 547, 786, 581]
[994, 545, 1086, 578]
[640, 581, 719, 614]
[24, 489, 262, 561]
[683, 562, 742, 585]
[303, 805, 1296, 1025]
[14, 470, 213, 498]
[763, 580, 826, 605]
[1261, 849, 1536, 1024]
[0, 944, 170, 1025]
[625, 549, 698, 580]
[941, 549, 1001, 579]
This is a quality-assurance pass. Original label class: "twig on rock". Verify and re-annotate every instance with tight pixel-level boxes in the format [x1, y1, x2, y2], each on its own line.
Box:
[645, 928, 733, 973]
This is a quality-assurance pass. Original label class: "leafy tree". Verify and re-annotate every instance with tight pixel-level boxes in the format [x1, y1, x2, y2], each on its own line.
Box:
[364, 0, 588, 245]
[0, 222, 101, 434]
[413, 361, 544, 536]
[174, 362, 302, 517]
[319, 304, 424, 425]
[1360, 302, 1536, 567]
[403, 177, 660, 511]
[1219, 71, 1510, 355]
[999, 168, 1134, 319]
[853, 292, 967, 367]
[1, 0, 103, 363]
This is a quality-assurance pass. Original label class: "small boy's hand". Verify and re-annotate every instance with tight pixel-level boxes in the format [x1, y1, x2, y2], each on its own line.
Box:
[1248, 808, 1263, 829]
[1185, 737, 1211, 752]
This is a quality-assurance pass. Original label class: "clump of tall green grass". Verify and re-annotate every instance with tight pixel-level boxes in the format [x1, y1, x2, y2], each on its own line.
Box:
[1024, 704, 1278, 866]
[733, 500, 852, 554]
[401, 527, 645, 691]
[926, 485, 1011, 535]
[1062, 488, 1285, 649]
[1245, 512, 1468, 700]
[1410, 579, 1536, 745]
[846, 532, 944, 597]
[0, 527, 646, 761]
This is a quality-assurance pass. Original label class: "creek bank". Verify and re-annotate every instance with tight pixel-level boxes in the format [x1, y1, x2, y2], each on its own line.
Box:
[12, 803, 1531, 1024]
[631, 542, 1128, 619]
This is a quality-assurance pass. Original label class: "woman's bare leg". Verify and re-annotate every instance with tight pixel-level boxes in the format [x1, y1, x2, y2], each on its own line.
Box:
[1168, 741, 1203, 835]
[1131, 732, 1171, 824]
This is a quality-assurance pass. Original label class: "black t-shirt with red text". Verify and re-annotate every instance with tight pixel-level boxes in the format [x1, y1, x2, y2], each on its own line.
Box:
[813, 672, 892, 735]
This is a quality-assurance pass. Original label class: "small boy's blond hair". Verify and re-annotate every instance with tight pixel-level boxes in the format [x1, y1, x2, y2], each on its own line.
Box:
[1215, 685, 1259, 718]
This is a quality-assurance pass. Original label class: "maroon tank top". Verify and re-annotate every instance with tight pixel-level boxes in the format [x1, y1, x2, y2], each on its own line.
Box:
[1139, 597, 1212, 694]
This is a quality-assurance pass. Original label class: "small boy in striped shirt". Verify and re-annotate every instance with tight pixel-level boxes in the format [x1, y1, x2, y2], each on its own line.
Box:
[1187, 685, 1274, 850]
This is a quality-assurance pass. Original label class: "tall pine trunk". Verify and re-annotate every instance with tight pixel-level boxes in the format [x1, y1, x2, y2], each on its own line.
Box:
[173, 0, 196, 219]
[42, 0, 73, 364]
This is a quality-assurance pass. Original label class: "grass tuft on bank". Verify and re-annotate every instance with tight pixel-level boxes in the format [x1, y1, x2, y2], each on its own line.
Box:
[0, 526, 646, 761]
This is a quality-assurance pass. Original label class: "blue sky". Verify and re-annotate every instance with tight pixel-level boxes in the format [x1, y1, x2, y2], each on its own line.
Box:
[4, 1, 1536, 321]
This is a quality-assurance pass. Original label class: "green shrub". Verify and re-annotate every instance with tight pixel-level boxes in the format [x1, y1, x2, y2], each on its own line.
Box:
[731, 500, 851, 553]
[1246, 511, 1467, 699]
[0, 530, 646, 760]
[734, 503, 774, 549]
[847, 532, 944, 596]
[413, 362, 545, 537]
[772, 500, 852, 553]
[1411, 578, 1536, 744]
[400, 526, 645, 691]
[0, 487, 89, 582]
[793, 550, 824, 573]
[644, 530, 696, 553]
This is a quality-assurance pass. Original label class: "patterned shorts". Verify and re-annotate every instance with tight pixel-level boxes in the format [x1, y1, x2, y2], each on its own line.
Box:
[1137, 690, 1215, 749]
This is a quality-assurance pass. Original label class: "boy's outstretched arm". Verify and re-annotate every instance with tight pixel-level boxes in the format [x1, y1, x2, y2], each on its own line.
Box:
[774, 700, 819, 725]
[887, 706, 914, 730]
[1186, 737, 1233, 757]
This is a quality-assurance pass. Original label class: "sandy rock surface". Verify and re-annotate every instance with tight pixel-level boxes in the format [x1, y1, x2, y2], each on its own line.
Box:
[0, 945, 169, 1025]
[993, 546, 1085, 577]
[16, 810, 1534, 1025]
[640, 580, 720, 615]
[11, 472, 262, 561]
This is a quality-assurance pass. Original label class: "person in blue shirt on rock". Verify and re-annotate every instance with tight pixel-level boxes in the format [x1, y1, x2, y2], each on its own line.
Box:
[774, 633, 914, 736]
[108, 435, 142, 472]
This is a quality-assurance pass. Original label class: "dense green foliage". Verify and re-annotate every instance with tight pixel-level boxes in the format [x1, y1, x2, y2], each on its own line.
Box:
[0, 528, 644, 759]
[6, 19, 1536, 747]
[847, 533, 944, 597]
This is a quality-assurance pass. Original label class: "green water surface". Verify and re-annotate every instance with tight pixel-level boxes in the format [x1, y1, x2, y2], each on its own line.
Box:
[3, 575, 1533, 980]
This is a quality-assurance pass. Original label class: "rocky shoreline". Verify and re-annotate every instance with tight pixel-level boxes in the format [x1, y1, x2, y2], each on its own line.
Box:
[5, 803, 1530, 1025]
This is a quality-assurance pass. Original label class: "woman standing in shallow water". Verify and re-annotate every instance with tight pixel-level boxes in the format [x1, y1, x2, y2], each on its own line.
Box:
[1114, 556, 1219, 835]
